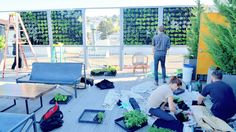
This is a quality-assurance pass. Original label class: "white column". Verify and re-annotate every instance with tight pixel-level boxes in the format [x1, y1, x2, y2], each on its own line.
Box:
[158, 7, 164, 26]
[82, 9, 88, 69]
[47, 10, 54, 62]
[119, 8, 124, 70]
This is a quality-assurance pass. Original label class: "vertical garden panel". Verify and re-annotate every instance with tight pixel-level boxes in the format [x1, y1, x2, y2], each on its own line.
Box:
[51, 10, 83, 45]
[123, 8, 158, 45]
[20, 11, 49, 45]
[163, 7, 192, 45]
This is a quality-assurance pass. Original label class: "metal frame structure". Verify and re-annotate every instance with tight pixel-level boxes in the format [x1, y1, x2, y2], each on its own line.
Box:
[0, 5, 194, 71]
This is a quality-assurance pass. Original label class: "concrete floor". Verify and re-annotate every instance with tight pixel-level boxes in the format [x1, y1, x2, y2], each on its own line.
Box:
[0, 72, 161, 132]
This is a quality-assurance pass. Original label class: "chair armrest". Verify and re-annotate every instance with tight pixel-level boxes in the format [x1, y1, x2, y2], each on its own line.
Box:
[16, 74, 30, 83]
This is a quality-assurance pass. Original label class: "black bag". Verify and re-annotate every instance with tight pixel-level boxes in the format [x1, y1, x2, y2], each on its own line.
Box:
[40, 103, 64, 131]
[95, 79, 114, 89]
[80, 76, 94, 86]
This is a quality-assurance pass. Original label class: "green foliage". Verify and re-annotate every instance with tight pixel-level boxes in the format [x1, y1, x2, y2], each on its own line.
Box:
[163, 7, 192, 45]
[54, 93, 68, 102]
[123, 110, 147, 128]
[20, 11, 48, 45]
[97, 19, 115, 40]
[203, 0, 236, 74]
[148, 126, 174, 132]
[0, 35, 5, 49]
[51, 10, 83, 45]
[97, 112, 104, 123]
[186, 0, 204, 59]
[123, 8, 158, 45]
[21, 10, 83, 45]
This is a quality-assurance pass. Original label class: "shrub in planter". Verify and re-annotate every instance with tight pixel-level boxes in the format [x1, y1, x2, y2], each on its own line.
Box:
[204, 0, 236, 75]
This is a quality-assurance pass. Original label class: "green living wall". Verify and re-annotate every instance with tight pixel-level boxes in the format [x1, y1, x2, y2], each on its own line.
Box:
[123, 8, 158, 45]
[20, 11, 49, 45]
[20, 10, 83, 45]
[51, 10, 83, 45]
[163, 7, 192, 45]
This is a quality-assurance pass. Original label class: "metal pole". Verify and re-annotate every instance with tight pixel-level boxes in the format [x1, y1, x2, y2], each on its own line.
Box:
[158, 7, 164, 26]
[47, 10, 54, 62]
[119, 8, 124, 70]
[82, 9, 88, 69]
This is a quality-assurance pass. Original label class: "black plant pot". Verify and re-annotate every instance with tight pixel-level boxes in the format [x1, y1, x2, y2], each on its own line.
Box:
[90, 71, 105, 76]
[104, 70, 117, 76]
[114, 117, 147, 132]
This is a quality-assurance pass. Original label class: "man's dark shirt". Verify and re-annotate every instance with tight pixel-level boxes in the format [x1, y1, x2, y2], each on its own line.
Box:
[201, 81, 236, 121]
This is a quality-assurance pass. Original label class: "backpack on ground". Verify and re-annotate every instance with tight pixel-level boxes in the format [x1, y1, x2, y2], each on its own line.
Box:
[40, 103, 64, 131]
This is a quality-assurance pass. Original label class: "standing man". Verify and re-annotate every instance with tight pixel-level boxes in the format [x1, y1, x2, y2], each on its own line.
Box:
[152, 26, 170, 85]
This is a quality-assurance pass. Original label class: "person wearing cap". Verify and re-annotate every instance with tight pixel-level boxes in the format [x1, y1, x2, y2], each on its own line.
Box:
[152, 26, 171, 85]
[147, 76, 182, 120]
[198, 70, 236, 121]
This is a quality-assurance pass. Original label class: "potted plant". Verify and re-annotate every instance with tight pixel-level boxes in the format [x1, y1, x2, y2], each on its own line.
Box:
[148, 126, 174, 132]
[204, 0, 236, 94]
[93, 112, 105, 123]
[0, 35, 6, 64]
[185, 0, 204, 79]
[115, 110, 148, 131]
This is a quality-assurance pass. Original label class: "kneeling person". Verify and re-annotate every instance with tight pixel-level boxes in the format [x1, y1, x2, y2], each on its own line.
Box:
[198, 70, 236, 121]
[147, 76, 182, 120]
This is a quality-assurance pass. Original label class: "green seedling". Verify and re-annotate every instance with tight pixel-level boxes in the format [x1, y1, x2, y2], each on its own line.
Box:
[148, 126, 174, 132]
[54, 93, 68, 102]
[97, 112, 105, 123]
[123, 110, 147, 128]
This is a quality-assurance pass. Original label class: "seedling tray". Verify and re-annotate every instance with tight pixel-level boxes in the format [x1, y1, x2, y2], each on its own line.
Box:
[49, 95, 72, 104]
[114, 117, 147, 132]
[78, 109, 105, 124]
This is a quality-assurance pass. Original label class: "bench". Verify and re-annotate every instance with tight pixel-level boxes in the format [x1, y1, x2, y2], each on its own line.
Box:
[0, 113, 37, 132]
[16, 62, 86, 98]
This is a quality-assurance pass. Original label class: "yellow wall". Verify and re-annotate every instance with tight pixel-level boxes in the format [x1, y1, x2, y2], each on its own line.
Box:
[197, 13, 226, 74]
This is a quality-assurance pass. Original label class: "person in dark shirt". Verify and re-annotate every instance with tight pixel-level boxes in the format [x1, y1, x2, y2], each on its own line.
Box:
[11, 34, 22, 70]
[198, 70, 236, 121]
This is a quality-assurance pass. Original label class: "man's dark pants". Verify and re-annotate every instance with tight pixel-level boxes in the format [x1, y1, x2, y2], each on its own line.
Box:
[154, 54, 166, 83]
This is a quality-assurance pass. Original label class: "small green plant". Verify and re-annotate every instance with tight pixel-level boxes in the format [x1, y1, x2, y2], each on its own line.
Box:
[148, 126, 174, 132]
[54, 93, 68, 102]
[0, 35, 6, 50]
[123, 110, 147, 128]
[97, 112, 104, 123]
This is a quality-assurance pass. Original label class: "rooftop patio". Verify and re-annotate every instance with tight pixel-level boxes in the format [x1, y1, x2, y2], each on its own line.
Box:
[0, 0, 236, 131]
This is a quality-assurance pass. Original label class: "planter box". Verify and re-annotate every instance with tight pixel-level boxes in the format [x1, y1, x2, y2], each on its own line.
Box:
[49, 95, 72, 104]
[78, 109, 105, 124]
[184, 58, 197, 80]
[114, 117, 147, 132]
[104, 71, 117, 76]
[223, 74, 236, 99]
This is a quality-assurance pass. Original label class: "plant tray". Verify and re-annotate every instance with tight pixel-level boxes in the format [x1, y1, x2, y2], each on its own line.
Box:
[49, 95, 72, 104]
[192, 100, 205, 106]
[78, 109, 105, 124]
[114, 117, 147, 132]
